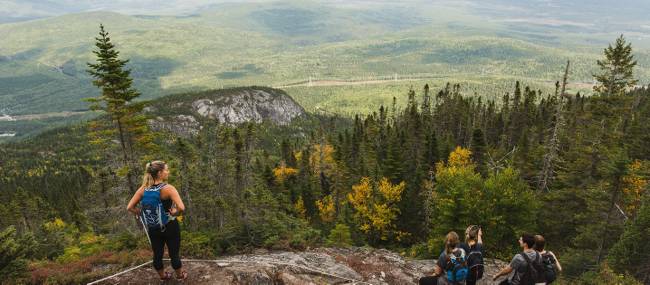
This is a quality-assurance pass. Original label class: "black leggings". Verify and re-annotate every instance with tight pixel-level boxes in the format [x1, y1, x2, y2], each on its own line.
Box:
[149, 219, 182, 270]
[419, 276, 439, 285]
[419, 276, 477, 285]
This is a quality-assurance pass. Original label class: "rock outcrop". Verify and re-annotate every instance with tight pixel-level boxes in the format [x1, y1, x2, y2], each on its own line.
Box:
[190, 89, 304, 125]
[93, 247, 508, 284]
[148, 114, 202, 137]
[147, 87, 305, 137]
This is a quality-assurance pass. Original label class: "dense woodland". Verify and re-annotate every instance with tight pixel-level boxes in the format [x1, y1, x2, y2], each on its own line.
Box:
[1, 31, 649, 284]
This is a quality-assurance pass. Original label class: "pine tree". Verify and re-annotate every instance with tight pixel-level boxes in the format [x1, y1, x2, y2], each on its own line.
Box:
[607, 192, 650, 283]
[593, 35, 638, 96]
[86, 24, 154, 193]
[470, 129, 487, 176]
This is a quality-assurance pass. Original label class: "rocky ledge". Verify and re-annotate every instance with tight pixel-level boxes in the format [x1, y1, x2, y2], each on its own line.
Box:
[93, 247, 508, 284]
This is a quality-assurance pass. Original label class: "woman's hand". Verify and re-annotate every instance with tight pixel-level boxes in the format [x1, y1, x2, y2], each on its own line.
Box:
[169, 207, 178, 216]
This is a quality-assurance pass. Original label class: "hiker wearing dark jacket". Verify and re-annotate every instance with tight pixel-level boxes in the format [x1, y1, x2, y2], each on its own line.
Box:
[461, 225, 483, 285]
[493, 233, 544, 285]
[127, 161, 188, 282]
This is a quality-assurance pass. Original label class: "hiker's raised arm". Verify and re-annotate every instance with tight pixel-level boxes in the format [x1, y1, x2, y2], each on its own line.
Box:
[127, 187, 145, 215]
[550, 251, 562, 272]
[478, 228, 483, 244]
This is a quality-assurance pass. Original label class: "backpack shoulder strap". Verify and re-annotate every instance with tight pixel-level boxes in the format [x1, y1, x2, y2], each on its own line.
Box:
[520, 251, 533, 267]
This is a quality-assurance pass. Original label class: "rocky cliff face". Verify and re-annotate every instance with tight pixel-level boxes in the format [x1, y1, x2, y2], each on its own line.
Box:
[191, 89, 304, 125]
[93, 247, 508, 285]
[147, 87, 305, 137]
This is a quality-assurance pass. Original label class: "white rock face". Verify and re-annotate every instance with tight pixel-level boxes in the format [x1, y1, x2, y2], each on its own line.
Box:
[191, 89, 304, 125]
[148, 114, 202, 137]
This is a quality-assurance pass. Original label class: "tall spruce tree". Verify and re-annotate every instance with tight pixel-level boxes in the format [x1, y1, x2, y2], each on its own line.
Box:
[593, 35, 638, 96]
[86, 24, 154, 193]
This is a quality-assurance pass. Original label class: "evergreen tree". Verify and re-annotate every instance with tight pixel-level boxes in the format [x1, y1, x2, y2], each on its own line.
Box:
[607, 193, 650, 283]
[0, 226, 34, 283]
[86, 24, 154, 193]
[470, 129, 487, 176]
[593, 35, 638, 96]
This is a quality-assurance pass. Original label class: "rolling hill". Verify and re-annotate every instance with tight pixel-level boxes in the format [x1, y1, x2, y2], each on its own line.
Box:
[1, 0, 650, 138]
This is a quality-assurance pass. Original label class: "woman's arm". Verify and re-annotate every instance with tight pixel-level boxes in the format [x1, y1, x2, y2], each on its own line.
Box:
[477, 228, 483, 244]
[550, 251, 562, 272]
[164, 185, 185, 215]
[126, 187, 144, 215]
[432, 264, 443, 277]
[492, 265, 513, 281]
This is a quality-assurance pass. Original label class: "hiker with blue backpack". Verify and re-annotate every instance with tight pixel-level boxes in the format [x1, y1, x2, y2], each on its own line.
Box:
[461, 225, 484, 285]
[419, 231, 469, 285]
[534, 235, 562, 284]
[127, 161, 188, 282]
[492, 233, 546, 285]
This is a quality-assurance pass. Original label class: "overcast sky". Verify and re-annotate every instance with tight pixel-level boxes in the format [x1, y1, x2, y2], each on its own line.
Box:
[0, 0, 260, 20]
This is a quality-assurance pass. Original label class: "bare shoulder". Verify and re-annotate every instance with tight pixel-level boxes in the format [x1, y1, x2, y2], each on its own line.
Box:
[162, 184, 177, 191]
[161, 184, 178, 196]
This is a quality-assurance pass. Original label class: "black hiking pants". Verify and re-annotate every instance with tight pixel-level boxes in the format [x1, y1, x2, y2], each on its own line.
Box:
[419, 276, 476, 285]
[149, 219, 182, 270]
[419, 276, 439, 285]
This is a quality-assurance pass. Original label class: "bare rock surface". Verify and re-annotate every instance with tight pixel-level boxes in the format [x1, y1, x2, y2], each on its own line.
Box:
[146, 87, 306, 137]
[190, 89, 304, 125]
[93, 247, 508, 285]
[148, 114, 202, 137]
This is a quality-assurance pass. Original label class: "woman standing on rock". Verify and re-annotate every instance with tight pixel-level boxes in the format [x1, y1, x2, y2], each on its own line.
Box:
[127, 161, 188, 282]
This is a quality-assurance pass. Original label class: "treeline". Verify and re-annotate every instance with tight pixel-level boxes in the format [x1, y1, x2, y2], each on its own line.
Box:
[2, 81, 648, 283]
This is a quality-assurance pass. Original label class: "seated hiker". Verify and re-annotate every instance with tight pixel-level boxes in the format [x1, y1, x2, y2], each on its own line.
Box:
[127, 161, 188, 282]
[492, 233, 546, 285]
[534, 235, 562, 284]
[420, 231, 469, 285]
[461, 225, 484, 285]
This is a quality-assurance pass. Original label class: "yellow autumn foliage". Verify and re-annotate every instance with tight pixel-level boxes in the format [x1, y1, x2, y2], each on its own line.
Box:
[448, 146, 473, 167]
[44, 217, 66, 231]
[348, 176, 405, 241]
[316, 195, 336, 223]
[310, 144, 336, 176]
[294, 196, 307, 220]
[435, 146, 475, 176]
[621, 160, 648, 216]
[273, 161, 298, 183]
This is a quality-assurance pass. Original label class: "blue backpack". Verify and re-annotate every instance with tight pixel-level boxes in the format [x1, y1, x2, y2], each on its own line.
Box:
[444, 247, 469, 284]
[140, 183, 169, 231]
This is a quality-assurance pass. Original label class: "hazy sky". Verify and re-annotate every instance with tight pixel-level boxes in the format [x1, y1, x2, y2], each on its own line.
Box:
[0, 0, 258, 19]
[2, 0, 649, 25]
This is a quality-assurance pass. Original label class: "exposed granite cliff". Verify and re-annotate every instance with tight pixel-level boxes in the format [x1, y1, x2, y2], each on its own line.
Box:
[147, 87, 306, 137]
